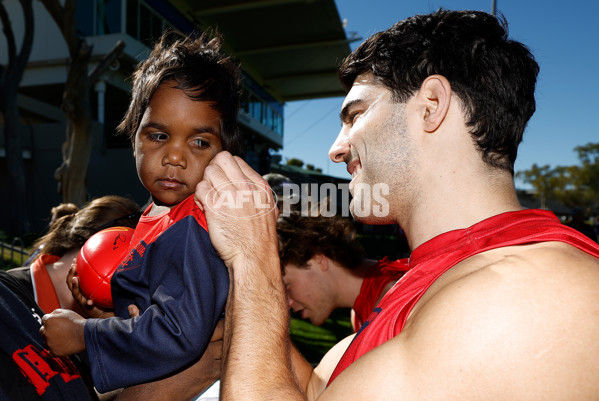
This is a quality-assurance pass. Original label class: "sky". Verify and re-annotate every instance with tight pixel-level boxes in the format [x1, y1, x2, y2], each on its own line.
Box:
[279, 0, 599, 188]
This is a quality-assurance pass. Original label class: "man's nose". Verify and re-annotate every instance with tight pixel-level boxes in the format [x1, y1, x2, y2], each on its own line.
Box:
[329, 127, 350, 163]
[287, 297, 296, 310]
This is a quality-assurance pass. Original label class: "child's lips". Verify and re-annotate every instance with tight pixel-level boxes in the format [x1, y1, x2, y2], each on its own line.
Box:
[158, 179, 184, 190]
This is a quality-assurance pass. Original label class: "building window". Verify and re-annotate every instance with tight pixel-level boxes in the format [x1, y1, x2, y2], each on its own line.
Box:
[76, 2, 95, 36]
[76, 0, 173, 43]
[241, 87, 283, 136]
[126, 0, 173, 45]
[97, 0, 122, 34]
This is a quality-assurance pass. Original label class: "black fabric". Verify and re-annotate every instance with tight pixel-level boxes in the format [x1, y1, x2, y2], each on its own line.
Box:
[0, 271, 92, 401]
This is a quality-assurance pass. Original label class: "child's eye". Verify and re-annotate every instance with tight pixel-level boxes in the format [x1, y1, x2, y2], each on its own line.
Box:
[192, 138, 211, 149]
[148, 132, 168, 142]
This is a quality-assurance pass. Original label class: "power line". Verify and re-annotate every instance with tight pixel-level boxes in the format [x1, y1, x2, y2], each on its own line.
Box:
[284, 99, 343, 147]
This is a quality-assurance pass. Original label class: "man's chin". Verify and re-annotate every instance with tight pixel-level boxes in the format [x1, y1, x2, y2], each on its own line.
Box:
[350, 202, 394, 225]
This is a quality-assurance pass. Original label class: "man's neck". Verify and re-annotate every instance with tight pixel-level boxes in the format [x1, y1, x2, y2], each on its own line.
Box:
[400, 169, 522, 251]
[331, 259, 377, 308]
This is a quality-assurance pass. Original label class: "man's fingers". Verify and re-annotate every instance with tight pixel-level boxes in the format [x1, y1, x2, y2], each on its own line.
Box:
[233, 155, 268, 183]
[201, 152, 246, 188]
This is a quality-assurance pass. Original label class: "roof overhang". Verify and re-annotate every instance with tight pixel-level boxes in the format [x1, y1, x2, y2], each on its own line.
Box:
[168, 0, 356, 103]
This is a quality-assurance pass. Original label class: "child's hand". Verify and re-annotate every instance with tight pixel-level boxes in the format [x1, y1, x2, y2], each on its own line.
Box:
[128, 304, 141, 317]
[67, 260, 115, 319]
[39, 309, 86, 356]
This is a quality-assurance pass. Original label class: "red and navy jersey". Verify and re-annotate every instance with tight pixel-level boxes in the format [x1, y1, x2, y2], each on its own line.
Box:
[84, 195, 229, 392]
[352, 257, 410, 331]
[329, 209, 599, 384]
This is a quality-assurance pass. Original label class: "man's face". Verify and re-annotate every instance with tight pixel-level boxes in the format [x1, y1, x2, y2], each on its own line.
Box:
[328, 73, 414, 224]
[134, 82, 223, 206]
[282, 259, 336, 326]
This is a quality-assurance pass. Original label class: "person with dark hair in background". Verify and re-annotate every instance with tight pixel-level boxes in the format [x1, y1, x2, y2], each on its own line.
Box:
[196, 9, 599, 400]
[40, 30, 242, 398]
[278, 212, 408, 331]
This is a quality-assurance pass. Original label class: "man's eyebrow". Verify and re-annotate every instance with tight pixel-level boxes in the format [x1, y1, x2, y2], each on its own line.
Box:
[339, 99, 364, 123]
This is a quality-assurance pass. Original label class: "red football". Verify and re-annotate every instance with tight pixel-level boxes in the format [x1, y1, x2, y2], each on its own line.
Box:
[76, 226, 135, 308]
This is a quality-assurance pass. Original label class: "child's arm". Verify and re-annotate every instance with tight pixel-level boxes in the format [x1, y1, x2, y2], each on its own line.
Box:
[116, 319, 224, 401]
[83, 216, 229, 393]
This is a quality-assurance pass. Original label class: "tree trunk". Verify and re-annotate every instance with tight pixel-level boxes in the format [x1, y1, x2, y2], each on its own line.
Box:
[55, 38, 93, 206]
[2, 86, 29, 234]
[0, 0, 34, 235]
[41, 0, 125, 206]
[55, 38, 125, 206]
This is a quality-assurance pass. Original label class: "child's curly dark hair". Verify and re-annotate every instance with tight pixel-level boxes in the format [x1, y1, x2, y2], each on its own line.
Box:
[117, 30, 243, 156]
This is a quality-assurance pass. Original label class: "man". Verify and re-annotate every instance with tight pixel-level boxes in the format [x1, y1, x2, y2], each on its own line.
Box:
[278, 212, 408, 331]
[196, 9, 599, 400]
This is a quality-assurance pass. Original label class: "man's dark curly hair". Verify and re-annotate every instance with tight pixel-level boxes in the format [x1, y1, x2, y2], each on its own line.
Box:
[277, 212, 365, 271]
[338, 9, 539, 175]
[118, 30, 244, 156]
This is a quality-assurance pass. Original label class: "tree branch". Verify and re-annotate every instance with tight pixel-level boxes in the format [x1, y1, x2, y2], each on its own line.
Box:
[15, 0, 34, 75]
[88, 39, 126, 84]
[0, 1, 17, 64]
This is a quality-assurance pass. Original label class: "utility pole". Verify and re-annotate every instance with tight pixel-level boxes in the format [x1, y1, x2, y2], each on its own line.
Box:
[491, 0, 497, 16]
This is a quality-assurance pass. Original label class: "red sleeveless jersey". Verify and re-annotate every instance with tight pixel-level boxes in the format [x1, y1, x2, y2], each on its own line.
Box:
[329, 209, 599, 384]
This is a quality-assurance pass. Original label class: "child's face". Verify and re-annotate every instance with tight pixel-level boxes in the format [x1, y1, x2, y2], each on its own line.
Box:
[134, 82, 223, 206]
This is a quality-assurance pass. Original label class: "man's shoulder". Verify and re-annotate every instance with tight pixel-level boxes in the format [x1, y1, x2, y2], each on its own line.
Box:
[422, 241, 599, 311]
[324, 241, 599, 400]
[467, 241, 599, 287]
[405, 241, 599, 358]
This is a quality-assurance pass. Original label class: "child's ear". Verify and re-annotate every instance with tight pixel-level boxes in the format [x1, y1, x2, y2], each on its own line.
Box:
[419, 75, 451, 133]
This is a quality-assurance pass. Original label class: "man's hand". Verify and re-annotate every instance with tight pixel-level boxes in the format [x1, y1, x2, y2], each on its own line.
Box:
[67, 261, 115, 319]
[196, 152, 302, 401]
[39, 308, 86, 356]
[195, 152, 279, 270]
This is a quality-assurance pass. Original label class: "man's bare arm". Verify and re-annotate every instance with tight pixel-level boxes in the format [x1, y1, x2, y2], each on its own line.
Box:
[197, 152, 305, 401]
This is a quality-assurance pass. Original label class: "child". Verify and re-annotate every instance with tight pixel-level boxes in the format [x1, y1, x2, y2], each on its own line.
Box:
[40, 31, 243, 393]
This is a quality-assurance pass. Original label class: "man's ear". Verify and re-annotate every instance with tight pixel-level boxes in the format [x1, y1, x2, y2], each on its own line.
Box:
[313, 253, 329, 271]
[419, 75, 451, 133]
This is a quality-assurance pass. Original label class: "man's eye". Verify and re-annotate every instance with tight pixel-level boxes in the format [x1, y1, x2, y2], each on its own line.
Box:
[350, 112, 360, 124]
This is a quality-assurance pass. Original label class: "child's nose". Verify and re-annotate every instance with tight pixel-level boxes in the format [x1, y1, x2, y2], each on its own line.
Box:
[162, 145, 187, 168]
